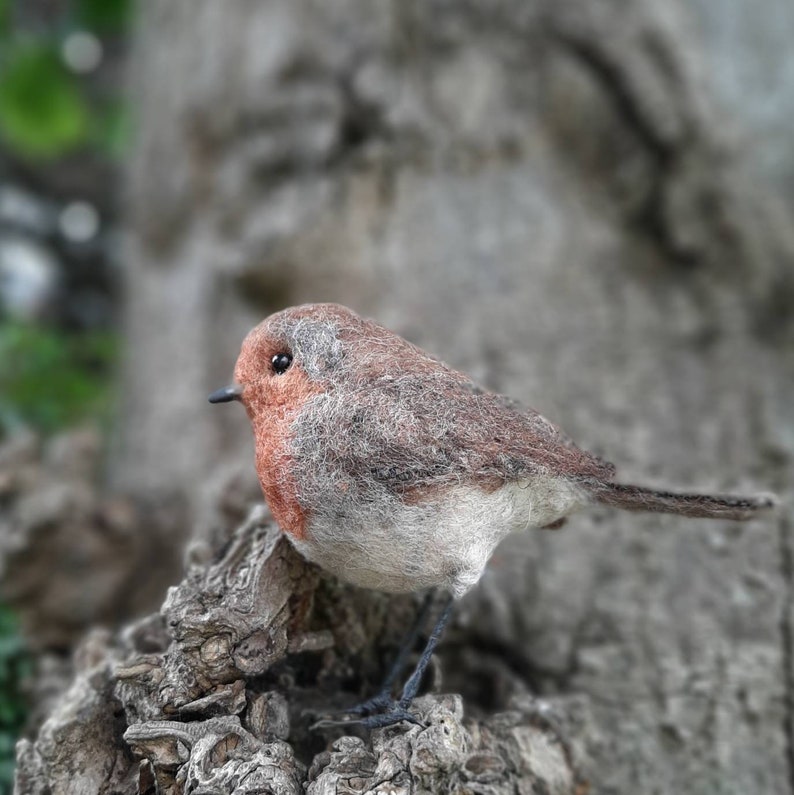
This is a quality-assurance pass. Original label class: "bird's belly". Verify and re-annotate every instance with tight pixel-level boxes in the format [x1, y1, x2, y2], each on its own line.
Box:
[290, 476, 587, 598]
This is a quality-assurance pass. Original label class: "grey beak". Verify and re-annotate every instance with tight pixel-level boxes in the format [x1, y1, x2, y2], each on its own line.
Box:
[208, 385, 243, 404]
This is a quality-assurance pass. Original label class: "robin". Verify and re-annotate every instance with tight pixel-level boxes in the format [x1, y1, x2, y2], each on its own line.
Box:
[209, 302, 776, 727]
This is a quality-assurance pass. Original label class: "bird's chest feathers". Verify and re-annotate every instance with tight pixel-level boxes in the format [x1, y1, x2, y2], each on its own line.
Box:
[293, 476, 587, 597]
[249, 394, 315, 541]
[253, 421, 306, 540]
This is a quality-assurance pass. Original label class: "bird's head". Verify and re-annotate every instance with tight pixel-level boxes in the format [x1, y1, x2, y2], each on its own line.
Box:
[208, 303, 367, 418]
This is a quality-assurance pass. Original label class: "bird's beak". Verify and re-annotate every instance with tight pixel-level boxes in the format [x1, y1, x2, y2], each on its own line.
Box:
[208, 385, 244, 404]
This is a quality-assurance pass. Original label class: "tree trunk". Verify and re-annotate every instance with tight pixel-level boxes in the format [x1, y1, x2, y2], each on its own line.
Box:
[15, 509, 591, 794]
[19, 0, 794, 792]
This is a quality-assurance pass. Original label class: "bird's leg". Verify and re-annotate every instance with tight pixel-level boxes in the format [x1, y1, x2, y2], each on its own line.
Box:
[395, 593, 453, 709]
[346, 591, 437, 716]
[312, 593, 454, 730]
[353, 594, 454, 729]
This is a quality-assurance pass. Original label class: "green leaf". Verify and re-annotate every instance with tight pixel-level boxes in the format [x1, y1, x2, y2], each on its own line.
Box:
[0, 0, 10, 38]
[77, 0, 134, 33]
[0, 604, 27, 791]
[0, 760, 15, 788]
[0, 322, 117, 434]
[0, 42, 90, 159]
[93, 100, 132, 159]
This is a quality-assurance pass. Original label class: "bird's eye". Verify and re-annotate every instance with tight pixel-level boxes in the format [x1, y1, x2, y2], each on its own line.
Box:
[271, 353, 293, 375]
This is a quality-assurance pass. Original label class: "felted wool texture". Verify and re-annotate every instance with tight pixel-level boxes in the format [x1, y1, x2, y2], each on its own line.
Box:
[592, 482, 776, 520]
[232, 303, 776, 596]
[233, 304, 605, 594]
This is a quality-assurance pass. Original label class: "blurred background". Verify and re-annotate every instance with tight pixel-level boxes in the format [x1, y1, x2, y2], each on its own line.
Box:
[0, 0, 130, 786]
[1, 1, 793, 792]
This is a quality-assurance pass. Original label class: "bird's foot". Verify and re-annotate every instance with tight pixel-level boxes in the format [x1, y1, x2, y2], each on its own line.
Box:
[342, 690, 393, 717]
[356, 706, 422, 729]
[311, 594, 454, 733]
[311, 700, 423, 731]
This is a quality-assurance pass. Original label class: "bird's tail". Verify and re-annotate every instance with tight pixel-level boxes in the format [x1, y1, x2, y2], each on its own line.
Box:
[591, 482, 778, 521]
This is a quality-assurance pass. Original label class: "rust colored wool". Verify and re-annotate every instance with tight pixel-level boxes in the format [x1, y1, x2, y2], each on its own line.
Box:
[223, 303, 776, 598]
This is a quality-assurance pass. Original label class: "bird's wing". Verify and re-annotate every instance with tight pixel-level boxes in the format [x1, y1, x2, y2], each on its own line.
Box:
[292, 373, 615, 502]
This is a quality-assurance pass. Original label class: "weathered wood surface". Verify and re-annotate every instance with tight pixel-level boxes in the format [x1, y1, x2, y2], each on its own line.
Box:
[15, 508, 592, 794]
[12, 0, 794, 792]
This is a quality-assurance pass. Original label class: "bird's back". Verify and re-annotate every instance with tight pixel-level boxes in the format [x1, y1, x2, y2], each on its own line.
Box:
[289, 369, 614, 512]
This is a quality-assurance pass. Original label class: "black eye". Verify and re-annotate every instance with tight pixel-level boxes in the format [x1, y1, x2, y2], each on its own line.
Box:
[271, 353, 292, 375]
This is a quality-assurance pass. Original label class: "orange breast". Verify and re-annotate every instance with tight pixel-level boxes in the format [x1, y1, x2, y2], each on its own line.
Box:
[243, 367, 323, 542]
[253, 407, 308, 540]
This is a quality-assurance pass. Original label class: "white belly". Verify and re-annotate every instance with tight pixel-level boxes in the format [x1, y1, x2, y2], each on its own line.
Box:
[289, 476, 587, 598]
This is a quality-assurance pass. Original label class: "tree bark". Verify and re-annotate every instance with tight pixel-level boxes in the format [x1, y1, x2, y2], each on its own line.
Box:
[17, 0, 794, 792]
[15, 508, 591, 794]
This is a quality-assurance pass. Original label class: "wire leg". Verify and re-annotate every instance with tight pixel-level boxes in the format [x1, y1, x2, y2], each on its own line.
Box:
[312, 592, 455, 730]
[352, 593, 454, 729]
[397, 593, 453, 708]
[348, 591, 437, 715]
